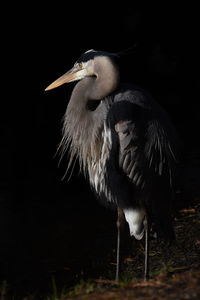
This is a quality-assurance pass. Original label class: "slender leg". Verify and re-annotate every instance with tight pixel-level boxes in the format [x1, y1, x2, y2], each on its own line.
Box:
[115, 207, 124, 282]
[115, 216, 120, 282]
[144, 215, 149, 281]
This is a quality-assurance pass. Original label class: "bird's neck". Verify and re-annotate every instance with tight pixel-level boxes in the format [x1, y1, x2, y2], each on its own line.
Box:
[61, 56, 119, 174]
[89, 56, 120, 100]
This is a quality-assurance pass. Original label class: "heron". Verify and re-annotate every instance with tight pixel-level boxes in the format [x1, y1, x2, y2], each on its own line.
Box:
[45, 49, 178, 282]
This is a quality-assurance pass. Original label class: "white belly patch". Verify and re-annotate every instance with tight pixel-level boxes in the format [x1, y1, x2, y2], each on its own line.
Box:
[123, 208, 146, 240]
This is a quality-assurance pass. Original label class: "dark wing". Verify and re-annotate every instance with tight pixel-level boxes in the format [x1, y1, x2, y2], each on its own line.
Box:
[108, 100, 177, 189]
[115, 118, 147, 188]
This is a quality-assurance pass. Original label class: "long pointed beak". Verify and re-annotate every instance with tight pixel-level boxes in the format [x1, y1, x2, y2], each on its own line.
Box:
[45, 66, 86, 91]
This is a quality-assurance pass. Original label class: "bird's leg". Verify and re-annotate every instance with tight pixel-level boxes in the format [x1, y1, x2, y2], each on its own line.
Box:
[144, 215, 149, 281]
[115, 207, 124, 282]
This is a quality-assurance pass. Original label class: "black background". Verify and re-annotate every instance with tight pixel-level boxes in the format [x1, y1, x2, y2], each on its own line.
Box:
[1, 3, 200, 296]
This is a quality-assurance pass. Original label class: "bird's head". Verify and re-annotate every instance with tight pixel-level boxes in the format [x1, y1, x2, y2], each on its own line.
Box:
[45, 49, 118, 91]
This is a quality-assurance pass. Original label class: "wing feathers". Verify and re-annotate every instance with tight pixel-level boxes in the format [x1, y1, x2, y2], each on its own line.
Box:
[115, 117, 176, 188]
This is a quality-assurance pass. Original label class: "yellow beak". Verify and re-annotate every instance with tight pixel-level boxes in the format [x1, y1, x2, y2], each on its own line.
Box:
[45, 66, 86, 91]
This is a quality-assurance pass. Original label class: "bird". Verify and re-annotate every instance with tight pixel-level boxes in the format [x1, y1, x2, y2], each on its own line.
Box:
[45, 49, 178, 282]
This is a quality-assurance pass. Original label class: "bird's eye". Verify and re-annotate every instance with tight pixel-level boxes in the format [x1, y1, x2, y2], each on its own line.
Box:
[78, 62, 83, 69]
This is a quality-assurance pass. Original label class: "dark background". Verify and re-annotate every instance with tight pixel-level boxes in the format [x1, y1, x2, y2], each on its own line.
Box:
[1, 3, 200, 296]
